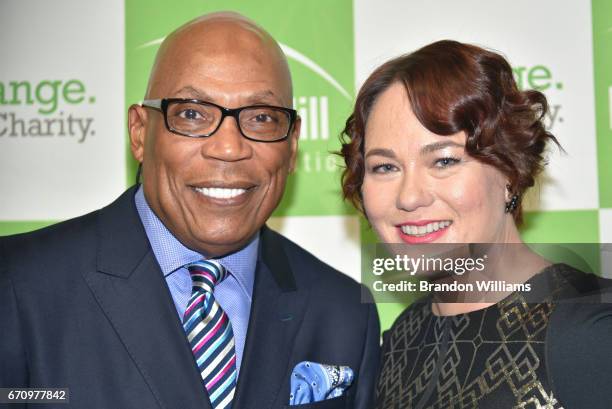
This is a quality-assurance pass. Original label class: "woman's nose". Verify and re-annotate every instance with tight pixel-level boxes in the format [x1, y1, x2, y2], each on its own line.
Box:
[396, 170, 434, 212]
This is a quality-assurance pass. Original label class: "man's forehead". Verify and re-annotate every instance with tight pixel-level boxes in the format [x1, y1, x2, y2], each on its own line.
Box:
[178, 12, 266, 39]
[146, 14, 292, 104]
[174, 22, 268, 53]
[161, 14, 281, 70]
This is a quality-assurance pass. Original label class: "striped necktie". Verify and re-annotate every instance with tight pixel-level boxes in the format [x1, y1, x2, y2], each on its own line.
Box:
[183, 260, 237, 409]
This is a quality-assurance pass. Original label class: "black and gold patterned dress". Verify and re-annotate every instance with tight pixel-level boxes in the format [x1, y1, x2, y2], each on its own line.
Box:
[375, 263, 612, 409]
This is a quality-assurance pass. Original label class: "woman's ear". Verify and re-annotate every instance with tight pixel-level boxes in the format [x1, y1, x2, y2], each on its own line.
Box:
[505, 183, 513, 202]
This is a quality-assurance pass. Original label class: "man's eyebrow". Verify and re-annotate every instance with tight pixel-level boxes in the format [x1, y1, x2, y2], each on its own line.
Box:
[243, 90, 281, 105]
[365, 148, 397, 159]
[420, 141, 464, 155]
[172, 86, 213, 101]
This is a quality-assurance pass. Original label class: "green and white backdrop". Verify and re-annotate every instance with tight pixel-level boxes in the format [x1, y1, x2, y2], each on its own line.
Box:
[1, 0, 611, 330]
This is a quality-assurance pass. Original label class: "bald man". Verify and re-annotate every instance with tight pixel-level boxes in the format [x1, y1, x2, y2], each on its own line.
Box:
[0, 12, 380, 409]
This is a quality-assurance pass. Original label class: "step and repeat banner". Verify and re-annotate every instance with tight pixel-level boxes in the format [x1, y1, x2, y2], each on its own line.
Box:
[1, 0, 611, 329]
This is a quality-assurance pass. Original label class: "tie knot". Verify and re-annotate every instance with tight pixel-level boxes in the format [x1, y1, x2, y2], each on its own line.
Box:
[186, 259, 227, 292]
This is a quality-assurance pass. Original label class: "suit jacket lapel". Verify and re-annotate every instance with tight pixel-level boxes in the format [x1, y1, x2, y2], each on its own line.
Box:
[232, 226, 309, 409]
[83, 187, 212, 409]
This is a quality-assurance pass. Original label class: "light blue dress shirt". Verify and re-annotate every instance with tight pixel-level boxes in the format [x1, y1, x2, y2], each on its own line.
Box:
[134, 186, 257, 376]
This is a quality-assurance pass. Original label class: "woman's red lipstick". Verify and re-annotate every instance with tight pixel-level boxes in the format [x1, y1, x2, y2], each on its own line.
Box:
[396, 220, 452, 244]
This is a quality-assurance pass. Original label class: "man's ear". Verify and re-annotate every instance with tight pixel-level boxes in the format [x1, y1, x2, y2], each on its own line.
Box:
[288, 116, 301, 173]
[128, 104, 148, 162]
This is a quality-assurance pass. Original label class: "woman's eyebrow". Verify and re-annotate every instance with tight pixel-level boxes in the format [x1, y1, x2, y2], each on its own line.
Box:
[365, 148, 397, 159]
[420, 141, 464, 155]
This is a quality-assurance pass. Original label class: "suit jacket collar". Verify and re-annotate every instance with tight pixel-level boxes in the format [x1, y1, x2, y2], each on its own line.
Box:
[232, 226, 308, 408]
[89, 186, 212, 409]
[258, 225, 297, 292]
[96, 185, 149, 278]
[91, 187, 307, 408]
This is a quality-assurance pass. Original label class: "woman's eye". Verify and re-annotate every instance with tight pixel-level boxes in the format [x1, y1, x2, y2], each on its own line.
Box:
[372, 163, 398, 173]
[434, 157, 460, 168]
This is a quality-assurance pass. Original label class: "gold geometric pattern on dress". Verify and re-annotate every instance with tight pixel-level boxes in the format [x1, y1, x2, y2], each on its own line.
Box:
[497, 294, 552, 341]
[376, 268, 571, 409]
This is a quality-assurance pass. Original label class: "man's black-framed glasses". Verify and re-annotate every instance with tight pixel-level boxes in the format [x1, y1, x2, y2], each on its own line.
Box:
[141, 98, 297, 142]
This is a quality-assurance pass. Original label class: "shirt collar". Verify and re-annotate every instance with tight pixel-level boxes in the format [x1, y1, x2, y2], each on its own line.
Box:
[134, 186, 258, 297]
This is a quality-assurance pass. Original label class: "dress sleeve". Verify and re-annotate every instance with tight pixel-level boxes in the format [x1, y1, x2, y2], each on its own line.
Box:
[547, 292, 612, 409]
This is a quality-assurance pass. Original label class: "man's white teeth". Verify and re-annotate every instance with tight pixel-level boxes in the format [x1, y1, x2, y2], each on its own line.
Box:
[195, 187, 247, 199]
[401, 221, 451, 236]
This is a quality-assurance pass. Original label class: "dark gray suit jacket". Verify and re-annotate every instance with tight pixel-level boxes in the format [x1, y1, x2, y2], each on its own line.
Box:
[0, 187, 380, 409]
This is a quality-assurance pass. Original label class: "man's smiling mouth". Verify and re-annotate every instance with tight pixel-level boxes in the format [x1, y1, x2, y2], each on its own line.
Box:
[190, 182, 257, 201]
[194, 187, 247, 199]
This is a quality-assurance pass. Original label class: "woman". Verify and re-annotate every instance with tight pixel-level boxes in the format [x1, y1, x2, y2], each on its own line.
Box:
[340, 40, 612, 408]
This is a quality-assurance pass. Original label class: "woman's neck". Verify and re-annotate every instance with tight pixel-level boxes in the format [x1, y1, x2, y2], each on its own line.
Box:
[431, 242, 551, 317]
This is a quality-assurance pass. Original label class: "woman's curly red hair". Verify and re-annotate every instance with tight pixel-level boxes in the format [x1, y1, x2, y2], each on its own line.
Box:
[340, 40, 560, 225]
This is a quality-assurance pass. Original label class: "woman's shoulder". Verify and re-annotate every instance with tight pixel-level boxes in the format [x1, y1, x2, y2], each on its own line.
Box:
[547, 264, 612, 346]
[551, 262, 612, 292]
[527, 262, 612, 302]
[546, 264, 612, 408]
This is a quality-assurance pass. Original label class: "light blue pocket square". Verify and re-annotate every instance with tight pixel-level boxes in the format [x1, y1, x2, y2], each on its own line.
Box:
[289, 361, 354, 405]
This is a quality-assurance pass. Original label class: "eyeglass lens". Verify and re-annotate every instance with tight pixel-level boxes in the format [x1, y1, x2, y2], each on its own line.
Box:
[166, 101, 291, 140]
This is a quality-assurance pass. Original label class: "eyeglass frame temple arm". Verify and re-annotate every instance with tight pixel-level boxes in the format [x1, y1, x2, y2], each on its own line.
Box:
[140, 99, 163, 110]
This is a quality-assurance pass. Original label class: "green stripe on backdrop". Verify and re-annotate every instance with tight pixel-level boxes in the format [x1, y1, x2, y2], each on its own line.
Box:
[592, 0, 612, 208]
[0, 221, 56, 236]
[521, 209, 600, 243]
[523, 209, 601, 277]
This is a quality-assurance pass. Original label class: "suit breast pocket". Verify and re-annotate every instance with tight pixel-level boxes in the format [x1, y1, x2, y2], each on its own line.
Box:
[284, 395, 347, 409]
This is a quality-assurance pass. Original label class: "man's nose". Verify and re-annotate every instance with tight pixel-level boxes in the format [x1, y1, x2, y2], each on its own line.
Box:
[396, 169, 434, 212]
[201, 116, 253, 162]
